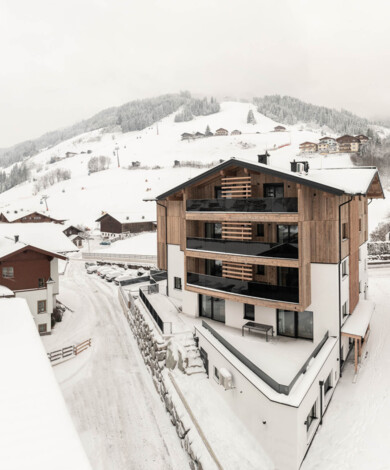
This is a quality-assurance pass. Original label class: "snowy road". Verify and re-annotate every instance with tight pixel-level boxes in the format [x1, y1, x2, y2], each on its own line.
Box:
[303, 266, 390, 470]
[50, 260, 189, 470]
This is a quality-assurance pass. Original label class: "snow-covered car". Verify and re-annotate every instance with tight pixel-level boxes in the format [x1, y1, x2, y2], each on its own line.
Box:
[86, 265, 98, 274]
[105, 270, 125, 282]
[97, 266, 113, 277]
[114, 273, 136, 285]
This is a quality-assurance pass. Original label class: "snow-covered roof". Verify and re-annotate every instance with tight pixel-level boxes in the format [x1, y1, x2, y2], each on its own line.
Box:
[0, 223, 78, 254]
[0, 285, 14, 297]
[157, 157, 384, 199]
[341, 300, 375, 338]
[1, 210, 65, 223]
[96, 212, 156, 224]
[0, 298, 92, 470]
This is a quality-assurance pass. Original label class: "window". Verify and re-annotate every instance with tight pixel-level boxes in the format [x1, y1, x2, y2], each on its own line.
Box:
[359, 218, 362, 232]
[277, 309, 313, 340]
[38, 278, 45, 288]
[342, 223, 349, 240]
[174, 277, 182, 290]
[2, 266, 14, 278]
[256, 265, 265, 276]
[214, 366, 220, 383]
[306, 402, 317, 432]
[324, 372, 333, 395]
[37, 300, 46, 313]
[214, 186, 222, 198]
[359, 248, 361, 261]
[277, 225, 298, 244]
[342, 301, 348, 318]
[264, 183, 284, 198]
[257, 224, 264, 237]
[342, 260, 348, 277]
[244, 304, 255, 321]
[205, 223, 222, 239]
[38, 324, 47, 334]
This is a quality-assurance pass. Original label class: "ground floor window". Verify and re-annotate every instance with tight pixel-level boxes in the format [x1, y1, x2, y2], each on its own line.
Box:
[244, 304, 255, 321]
[324, 371, 333, 395]
[174, 276, 182, 290]
[200, 348, 208, 375]
[199, 295, 225, 323]
[37, 300, 47, 313]
[306, 402, 317, 432]
[38, 324, 47, 334]
[277, 309, 313, 340]
[214, 366, 220, 383]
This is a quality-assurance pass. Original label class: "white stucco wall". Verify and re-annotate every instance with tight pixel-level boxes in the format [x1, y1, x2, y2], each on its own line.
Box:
[15, 289, 52, 333]
[167, 244, 184, 302]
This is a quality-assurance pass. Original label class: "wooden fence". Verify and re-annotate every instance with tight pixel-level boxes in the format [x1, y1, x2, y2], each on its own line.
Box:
[47, 338, 92, 363]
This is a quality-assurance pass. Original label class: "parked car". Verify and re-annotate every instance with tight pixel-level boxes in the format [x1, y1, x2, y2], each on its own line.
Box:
[97, 266, 113, 277]
[100, 240, 111, 246]
[85, 262, 96, 268]
[86, 265, 98, 274]
[114, 273, 136, 285]
[105, 269, 125, 282]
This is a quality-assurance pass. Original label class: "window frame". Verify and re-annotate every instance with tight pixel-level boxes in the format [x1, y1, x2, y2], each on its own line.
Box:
[213, 366, 220, 384]
[342, 222, 349, 240]
[306, 402, 317, 432]
[2, 266, 14, 278]
[173, 276, 182, 290]
[38, 278, 45, 288]
[256, 223, 264, 237]
[256, 264, 265, 276]
[342, 260, 348, 277]
[38, 324, 47, 334]
[324, 372, 333, 396]
[263, 183, 284, 198]
[37, 300, 47, 314]
[277, 309, 313, 340]
[244, 304, 255, 321]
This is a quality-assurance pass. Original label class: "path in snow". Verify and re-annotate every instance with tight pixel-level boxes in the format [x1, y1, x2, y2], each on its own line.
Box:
[303, 266, 390, 470]
[51, 260, 189, 470]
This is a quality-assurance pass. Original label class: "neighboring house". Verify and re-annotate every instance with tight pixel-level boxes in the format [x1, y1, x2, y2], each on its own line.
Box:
[0, 211, 66, 224]
[96, 212, 156, 238]
[336, 135, 361, 153]
[194, 132, 205, 139]
[155, 157, 384, 470]
[181, 133, 194, 141]
[69, 234, 84, 247]
[0, 235, 67, 335]
[65, 151, 78, 158]
[215, 128, 229, 136]
[274, 125, 286, 132]
[318, 136, 338, 153]
[355, 134, 369, 144]
[299, 142, 318, 153]
[231, 130, 242, 135]
[63, 225, 83, 237]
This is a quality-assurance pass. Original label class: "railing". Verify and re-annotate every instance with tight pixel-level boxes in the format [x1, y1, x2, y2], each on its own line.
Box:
[139, 287, 172, 335]
[201, 321, 329, 395]
[47, 338, 92, 363]
[186, 237, 298, 259]
[82, 252, 157, 264]
[187, 272, 299, 304]
[186, 197, 298, 213]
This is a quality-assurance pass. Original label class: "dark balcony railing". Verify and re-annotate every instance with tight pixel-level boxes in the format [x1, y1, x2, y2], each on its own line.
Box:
[187, 272, 299, 303]
[186, 237, 298, 259]
[186, 197, 298, 213]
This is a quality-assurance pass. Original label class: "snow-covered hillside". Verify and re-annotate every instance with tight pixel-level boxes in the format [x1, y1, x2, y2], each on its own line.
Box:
[0, 102, 388, 230]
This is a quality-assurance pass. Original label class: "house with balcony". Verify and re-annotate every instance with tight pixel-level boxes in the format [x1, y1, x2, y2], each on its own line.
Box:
[318, 136, 338, 153]
[155, 156, 384, 470]
[299, 142, 318, 153]
[336, 135, 361, 153]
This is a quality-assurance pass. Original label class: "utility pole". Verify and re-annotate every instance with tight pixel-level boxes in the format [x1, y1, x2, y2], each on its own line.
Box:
[115, 144, 120, 168]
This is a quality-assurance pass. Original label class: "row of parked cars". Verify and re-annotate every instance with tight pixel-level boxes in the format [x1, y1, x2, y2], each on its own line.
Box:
[85, 262, 146, 285]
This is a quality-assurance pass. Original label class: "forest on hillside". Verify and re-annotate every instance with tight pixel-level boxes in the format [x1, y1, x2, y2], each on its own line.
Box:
[352, 136, 390, 186]
[254, 95, 374, 135]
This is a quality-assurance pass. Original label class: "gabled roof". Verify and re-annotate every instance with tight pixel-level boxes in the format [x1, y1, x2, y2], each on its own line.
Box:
[0, 237, 67, 261]
[1, 210, 66, 223]
[299, 141, 317, 146]
[96, 212, 155, 224]
[319, 136, 337, 141]
[156, 158, 385, 200]
[63, 225, 82, 234]
[336, 135, 360, 143]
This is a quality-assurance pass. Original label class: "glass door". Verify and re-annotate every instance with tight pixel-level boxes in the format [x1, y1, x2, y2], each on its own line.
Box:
[199, 295, 225, 323]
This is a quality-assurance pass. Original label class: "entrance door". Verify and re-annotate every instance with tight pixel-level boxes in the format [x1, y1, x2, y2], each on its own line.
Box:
[199, 295, 225, 323]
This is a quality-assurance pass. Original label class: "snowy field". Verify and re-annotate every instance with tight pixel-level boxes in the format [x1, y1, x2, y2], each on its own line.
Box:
[302, 266, 390, 470]
[98, 231, 157, 255]
[44, 260, 189, 470]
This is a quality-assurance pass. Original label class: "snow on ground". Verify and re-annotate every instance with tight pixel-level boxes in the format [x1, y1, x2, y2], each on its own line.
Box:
[302, 266, 390, 470]
[0, 297, 91, 470]
[98, 231, 157, 255]
[44, 259, 189, 470]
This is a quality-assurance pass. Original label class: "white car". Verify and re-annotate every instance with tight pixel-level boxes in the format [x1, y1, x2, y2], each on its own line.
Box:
[97, 266, 114, 277]
[86, 265, 98, 274]
[105, 269, 125, 282]
[114, 273, 136, 285]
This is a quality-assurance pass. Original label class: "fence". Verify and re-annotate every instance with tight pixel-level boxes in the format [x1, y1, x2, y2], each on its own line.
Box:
[82, 252, 157, 264]
[47, 338, 92, 363]
[139, 287, 172, 335]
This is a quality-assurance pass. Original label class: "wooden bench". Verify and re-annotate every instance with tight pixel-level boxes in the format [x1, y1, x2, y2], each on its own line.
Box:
[242, 321, 274, 342]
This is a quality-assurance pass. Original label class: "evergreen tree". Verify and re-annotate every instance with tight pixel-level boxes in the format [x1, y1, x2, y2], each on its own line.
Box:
[247, 109, 256, 125]
[205, 125, 211, 135]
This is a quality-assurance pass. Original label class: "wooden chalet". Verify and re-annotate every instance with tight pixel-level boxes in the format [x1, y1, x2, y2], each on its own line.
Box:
[63, 225, 83, 237]
[336, 135, 361, 153]
[274, 125, 286, 132]
[0, 211, 66, 224]
[299, 142, 318, 153]
[215, 128, 229, 136]
[231, 130, 242, 135]
[181, 133, 194, 141]
[96, 212, 156, 236]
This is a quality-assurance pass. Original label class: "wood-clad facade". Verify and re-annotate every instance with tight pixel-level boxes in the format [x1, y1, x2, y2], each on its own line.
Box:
[96, 213, 156, 235]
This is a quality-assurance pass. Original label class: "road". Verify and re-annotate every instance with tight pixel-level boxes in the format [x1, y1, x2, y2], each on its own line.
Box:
[49, 260, 189, 470]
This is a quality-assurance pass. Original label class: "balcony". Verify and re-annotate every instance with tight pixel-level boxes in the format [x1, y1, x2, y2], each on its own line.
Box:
[186, 197, 298, 213]
[187, 272, 299, 303]
[186, 237, 298, 259]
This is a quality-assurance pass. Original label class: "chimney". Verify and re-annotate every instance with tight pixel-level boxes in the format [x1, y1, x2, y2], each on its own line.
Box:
[258, 151, 270, 165]
[14, 235, 19, 243]
[291, 160, 309, 173]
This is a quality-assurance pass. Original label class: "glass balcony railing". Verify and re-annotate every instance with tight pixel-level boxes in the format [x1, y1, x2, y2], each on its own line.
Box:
[187, 272, 299, 303]
[186, 237, 298, 259]
[186, 197, 298, 213]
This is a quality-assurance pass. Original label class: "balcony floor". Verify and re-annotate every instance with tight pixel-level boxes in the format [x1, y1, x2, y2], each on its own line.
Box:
[183, 316, 318, 385]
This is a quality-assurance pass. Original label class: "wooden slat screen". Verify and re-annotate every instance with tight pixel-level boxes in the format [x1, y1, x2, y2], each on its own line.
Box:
[221, 176, 251, 198]
[222, 261, 253, 281]
[222, 222, 252, 240]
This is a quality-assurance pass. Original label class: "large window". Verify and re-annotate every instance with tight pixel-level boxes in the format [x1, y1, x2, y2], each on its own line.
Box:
[244, 304, 255, 321]
[205, 223, 222, 239]
[277, 267, 298, 288]
[205, 259, 222, 277]
[277, 309, 313, 340]
[306, 402, 317, 432]
[37, 300, 47, 314]
[2, 266, 14, 278]
[264, 184, 284, 198]
[277, 225, 298, 244]
[200, 295, 225, 323]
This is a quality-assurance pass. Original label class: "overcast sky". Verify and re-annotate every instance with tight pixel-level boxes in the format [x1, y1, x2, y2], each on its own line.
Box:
[1, 0, 389, 147]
